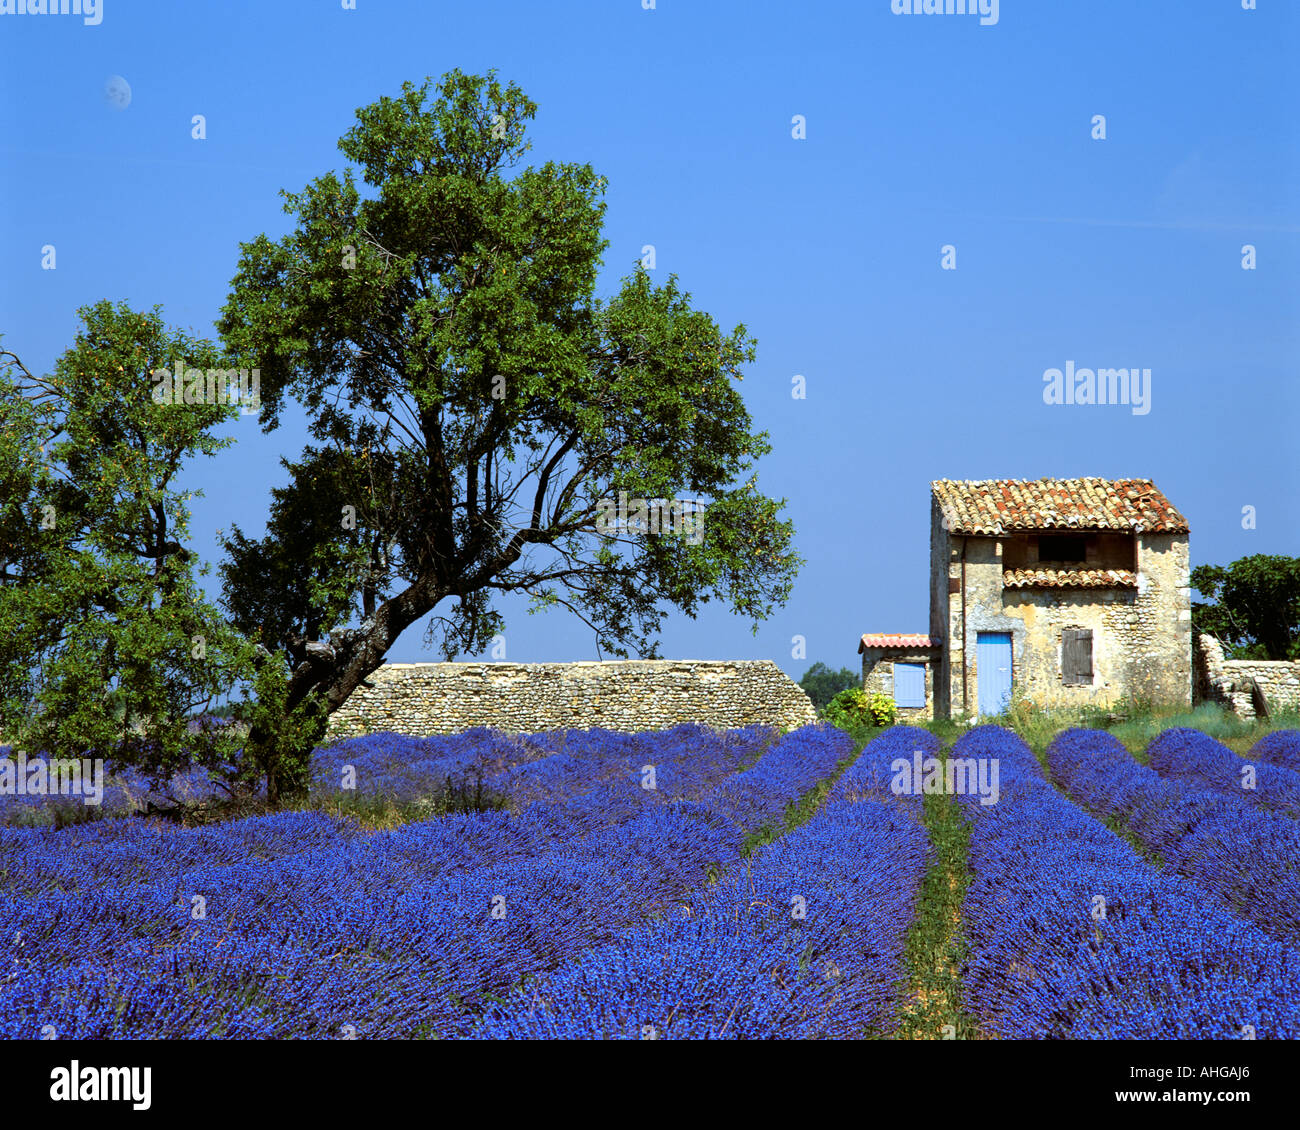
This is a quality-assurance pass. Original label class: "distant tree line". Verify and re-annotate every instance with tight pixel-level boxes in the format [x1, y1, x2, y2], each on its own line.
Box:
[798, 662, 859, 712]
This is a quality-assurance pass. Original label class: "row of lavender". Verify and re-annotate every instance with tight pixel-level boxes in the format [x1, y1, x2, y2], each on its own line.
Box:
[0, 728, 533, 823]
[0, 725, 650, 824]
[1146, 727, 1300, 821]
[0, 724, 846, 1039]
[471, 726, 939, 1038]
[1047, 728, 1300, 950]
[958, 725, 1300, 1039]
[1244, 729, 1300, 775]
[0, 725, 764, 900]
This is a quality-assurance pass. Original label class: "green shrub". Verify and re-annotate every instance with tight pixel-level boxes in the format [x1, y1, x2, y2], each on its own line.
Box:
[822, 687, 869, 730]
[822, 687, 901, 732]
[866, 692, 897, 727]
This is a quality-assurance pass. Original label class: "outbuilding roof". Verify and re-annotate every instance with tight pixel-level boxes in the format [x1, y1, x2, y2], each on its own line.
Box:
[931, 478, 1188, 535]
[858, 634, 939, 652]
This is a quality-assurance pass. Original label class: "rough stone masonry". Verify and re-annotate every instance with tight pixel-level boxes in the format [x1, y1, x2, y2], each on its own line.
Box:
[324, 660, 819, 739]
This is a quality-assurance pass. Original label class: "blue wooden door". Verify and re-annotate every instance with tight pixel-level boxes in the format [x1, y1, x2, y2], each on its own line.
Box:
[894, 663, 926, 708]
[976, 632, 1012, 715]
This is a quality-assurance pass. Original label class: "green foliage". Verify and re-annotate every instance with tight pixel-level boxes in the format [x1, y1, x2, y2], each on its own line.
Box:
[822, 685, 899, 732]
[2, 70, 804, 802]
[822, 687, 869, 730]
[1191, 554, 1300, 660]
[798, 661, 858, 711]
[0, 304, 252, 781]
[220, 445, 386, 653]
[866, 692, 897, 727]
[215, 68, 801, 725]
[230, 659, 327, 808]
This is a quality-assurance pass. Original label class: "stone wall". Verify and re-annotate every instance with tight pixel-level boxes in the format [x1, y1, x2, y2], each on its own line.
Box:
[324, 660, 818, 739]
[1195, 633, 1300, 718]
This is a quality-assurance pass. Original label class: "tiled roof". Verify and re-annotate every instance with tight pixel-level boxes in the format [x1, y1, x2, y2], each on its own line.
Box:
[1002, 567, 1138, 589]
[932, 478, 1188, 535]
[858, 634, 939, 652]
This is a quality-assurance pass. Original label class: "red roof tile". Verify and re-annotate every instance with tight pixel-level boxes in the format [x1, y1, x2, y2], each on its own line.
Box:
[932, 478, 1188, 535]
[1002, 567, 1137, 589]
[858, 634, 938, 652]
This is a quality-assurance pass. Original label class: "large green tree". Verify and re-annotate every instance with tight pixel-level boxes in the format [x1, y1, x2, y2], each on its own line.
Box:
[217, 70, 800, 729]
[0, 303, 252, 779]
[1191, 554, 1300, 660]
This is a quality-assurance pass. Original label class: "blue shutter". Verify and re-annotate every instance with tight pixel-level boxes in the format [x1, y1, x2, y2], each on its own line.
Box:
[976, 632, 1013, 715]
[894, 663, 926, 708]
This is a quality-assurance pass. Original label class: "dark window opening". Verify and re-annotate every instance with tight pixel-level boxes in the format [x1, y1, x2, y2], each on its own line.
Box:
[1039, 535, 1087, 563]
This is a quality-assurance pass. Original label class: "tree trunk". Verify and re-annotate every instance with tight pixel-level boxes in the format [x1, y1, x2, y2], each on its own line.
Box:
[248, 575, 450, 771]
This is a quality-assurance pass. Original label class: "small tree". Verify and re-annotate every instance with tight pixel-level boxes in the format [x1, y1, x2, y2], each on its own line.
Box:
[1192, 555, 1300, 660]
[0, 303, 252, 782]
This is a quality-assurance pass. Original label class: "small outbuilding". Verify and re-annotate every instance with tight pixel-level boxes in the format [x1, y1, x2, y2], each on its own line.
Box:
[857, 634, 942, 720]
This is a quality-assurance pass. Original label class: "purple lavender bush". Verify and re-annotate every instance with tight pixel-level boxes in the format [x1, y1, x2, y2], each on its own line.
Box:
[1147, 726, 1300, 821]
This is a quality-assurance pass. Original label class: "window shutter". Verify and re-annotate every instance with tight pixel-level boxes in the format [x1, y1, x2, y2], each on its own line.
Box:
[894, 663, 926, 708]
[1062, 630, 1093, 685]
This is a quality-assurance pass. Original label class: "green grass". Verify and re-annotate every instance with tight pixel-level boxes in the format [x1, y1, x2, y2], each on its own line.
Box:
[740, 738, 866, 858]
[1107, 702, 1300, 760]
[890, 749, 980, 1041]
[980, 695, 1300, 761]
[805, 729, 983, 1039]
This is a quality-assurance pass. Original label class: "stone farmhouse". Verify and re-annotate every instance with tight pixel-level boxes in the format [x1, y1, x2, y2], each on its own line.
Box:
[860, 478, 1193, 720]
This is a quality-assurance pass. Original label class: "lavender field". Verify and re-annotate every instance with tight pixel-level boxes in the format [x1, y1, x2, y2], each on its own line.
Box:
[1, 723, 1298, 1039]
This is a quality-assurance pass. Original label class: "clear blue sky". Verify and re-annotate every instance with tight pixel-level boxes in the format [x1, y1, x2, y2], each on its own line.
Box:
[2, 0, 1296, 681]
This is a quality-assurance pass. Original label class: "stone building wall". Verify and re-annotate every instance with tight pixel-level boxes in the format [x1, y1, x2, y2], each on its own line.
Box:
[929, 495, 954, 718]
[932, 531, 1192, 716]
[324, 660, 818, 739]
[1005, 532, 1190, 709]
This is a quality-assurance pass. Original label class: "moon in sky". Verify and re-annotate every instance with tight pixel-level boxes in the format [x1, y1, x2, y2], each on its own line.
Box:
[104, 75, 132, 110]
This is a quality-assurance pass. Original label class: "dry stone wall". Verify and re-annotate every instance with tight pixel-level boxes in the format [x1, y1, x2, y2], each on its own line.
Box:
[1195, 633, 1300, 718]
[324, 660, 818, 739]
